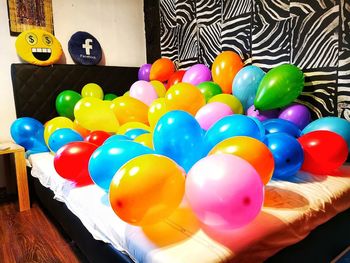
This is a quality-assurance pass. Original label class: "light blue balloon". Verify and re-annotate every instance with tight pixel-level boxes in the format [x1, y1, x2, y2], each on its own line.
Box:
[153, 110, 205, 172]
[232, 65, 265, 111]
[89, 140, 153, 192]
[103, 134, 130, 145]
[302, 117, 350, 150]
[204, 115, 265, 154]
[48, 128, 83, 153]
[125, 128, 149, 140]
[10, 117, 49, 152]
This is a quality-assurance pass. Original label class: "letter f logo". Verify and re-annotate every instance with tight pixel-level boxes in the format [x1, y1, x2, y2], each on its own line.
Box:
[82, 39, 93, 55]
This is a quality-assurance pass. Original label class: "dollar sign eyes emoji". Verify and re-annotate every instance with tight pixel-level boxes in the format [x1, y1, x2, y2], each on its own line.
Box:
[15, 29, 62, 66]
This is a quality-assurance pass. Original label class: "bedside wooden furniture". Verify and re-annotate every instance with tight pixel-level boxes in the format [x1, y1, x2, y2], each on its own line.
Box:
[0, 142, 30, 211]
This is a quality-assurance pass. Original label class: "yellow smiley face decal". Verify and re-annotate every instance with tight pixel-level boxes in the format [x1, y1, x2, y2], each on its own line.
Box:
[15, 29, 63, 66]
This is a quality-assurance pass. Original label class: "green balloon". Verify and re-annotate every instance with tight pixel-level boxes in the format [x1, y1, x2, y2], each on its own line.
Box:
[55, 90, 82, 120]
[254, 64, 304, 110]
[197, 81, 222, 102]
[104, 93, 117, 101]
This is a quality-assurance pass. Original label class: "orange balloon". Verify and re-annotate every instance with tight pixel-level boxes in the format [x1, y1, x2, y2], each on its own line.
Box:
[150, 58, 175, 82]
[73, 119, 90, 138]
[209, 136, 274, 185]
[109, 154, 185, 226]
[110, 96, 149, 125]
[165, 83, 205, 116]
[212, 51, 243, 94]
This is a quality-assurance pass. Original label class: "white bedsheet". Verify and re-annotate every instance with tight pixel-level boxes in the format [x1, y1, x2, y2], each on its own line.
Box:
[29, 153, 350, 263]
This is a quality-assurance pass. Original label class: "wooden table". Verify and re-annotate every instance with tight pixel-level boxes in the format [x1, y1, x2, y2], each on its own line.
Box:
[0, 142, 30, 212]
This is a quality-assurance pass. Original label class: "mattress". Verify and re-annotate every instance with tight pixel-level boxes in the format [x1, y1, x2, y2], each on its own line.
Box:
[29, 152, 350, 263]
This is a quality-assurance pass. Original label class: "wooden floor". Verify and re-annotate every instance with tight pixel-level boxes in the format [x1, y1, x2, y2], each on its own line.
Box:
[0, 201, 82, 263]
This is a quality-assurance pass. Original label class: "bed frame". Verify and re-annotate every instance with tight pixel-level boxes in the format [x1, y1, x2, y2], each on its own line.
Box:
[11, 64, 350, 263]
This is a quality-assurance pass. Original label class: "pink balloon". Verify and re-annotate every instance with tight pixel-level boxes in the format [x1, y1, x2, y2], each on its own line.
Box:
[186, 154, 264, 229]
[195, 102, 233, 130]
[182, 64, 212, 86]
[129, 80, 158, 106]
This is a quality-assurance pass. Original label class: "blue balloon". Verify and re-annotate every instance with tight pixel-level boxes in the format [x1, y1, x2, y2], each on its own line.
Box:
[48, 128, 83, 153]
[248, 116, 266, 140]
[10, 117, 49, 152]
[263, 118, 301, 138]
[264, 133, 304, 179]
[153, 110, 205, 172]
[204, 114, 265, 154]
[232, 65, 265, 111]
[302, 117, 350, 150]
[103, 134, 130, 145]
[125, 128, 149, 140]
[89, 140, 153, 192]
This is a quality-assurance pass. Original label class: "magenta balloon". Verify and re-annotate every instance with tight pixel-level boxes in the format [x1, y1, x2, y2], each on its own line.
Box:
[138, 64, 152, 81]
[247, 105, 279, 122]
[129, 80, 158, 106]
[182, 64, 212, 85]
[186, 154, 264, 229]
[195, 102, 233, 130]
[278, 104, 311, 130]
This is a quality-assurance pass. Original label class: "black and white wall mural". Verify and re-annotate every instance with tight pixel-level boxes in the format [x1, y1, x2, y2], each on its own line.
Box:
[159, 0, 350, 119]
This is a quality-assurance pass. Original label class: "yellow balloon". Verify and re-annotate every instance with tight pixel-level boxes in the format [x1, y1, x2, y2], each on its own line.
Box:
[109, 154, 185, 226]
[44, 117, 74, 145]
[74, 97, 119, 132]
[111, 96, 149, 125]
[150, 80, 166, 97]
[124, 91, 130, 97]
[134, 133, 154, 149]
[165, 83, 205, 116]
[81, 83, 104, 99]
[117, 122, 151, 135]
[208, 94, 243, 114]
[148, 98, 167, 128]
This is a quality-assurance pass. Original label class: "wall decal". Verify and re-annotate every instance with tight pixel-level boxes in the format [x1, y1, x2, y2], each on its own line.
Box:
[159, 0, 350, 120]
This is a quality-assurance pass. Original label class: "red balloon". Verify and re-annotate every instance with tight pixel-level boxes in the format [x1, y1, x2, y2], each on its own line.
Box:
[85, 130, 111, 146]
[54, 141, 98, 186]
[298, 130, 348, 175]
[166, 70, 186, 90]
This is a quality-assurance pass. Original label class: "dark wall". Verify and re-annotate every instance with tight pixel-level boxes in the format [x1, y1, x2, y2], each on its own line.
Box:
[158, 0, 350, 119]
[144, 0, 161, 64]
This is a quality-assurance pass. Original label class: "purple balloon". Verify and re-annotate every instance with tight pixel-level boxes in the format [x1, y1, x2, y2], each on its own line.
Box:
[138, 64, 152, 81]
[247, 105, 279, 122]
[182, 64, 211, 85]
[278, 104, 311, 130]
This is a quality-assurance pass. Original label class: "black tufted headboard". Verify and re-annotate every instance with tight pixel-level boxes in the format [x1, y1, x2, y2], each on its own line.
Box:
[11, 64, 139, 123]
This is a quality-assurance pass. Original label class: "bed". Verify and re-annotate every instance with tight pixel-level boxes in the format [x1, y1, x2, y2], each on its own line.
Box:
[11, 63, 350, 263]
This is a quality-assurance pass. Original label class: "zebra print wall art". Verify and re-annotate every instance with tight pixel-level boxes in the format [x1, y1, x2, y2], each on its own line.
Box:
[159, 0, 350, 120]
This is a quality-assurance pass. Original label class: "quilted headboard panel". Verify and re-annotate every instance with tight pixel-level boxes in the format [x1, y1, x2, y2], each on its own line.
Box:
[11, 64, 138, 123]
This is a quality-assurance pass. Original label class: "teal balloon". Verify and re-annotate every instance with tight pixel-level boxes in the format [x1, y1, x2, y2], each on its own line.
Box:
[10, 117, 49, 152]
[48, 128, 83, 153]
[197, 81, 222, 102]
[125, 128, 149, 140]
[302, 117, 350, 150]
[55, 90, 82, 120]
[104, 93, 117, 101]
[254, 64, 304, 110]
[88, 141, 153, 192]
[233, 66, 265, 111]
[153, 110, 205, 172]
